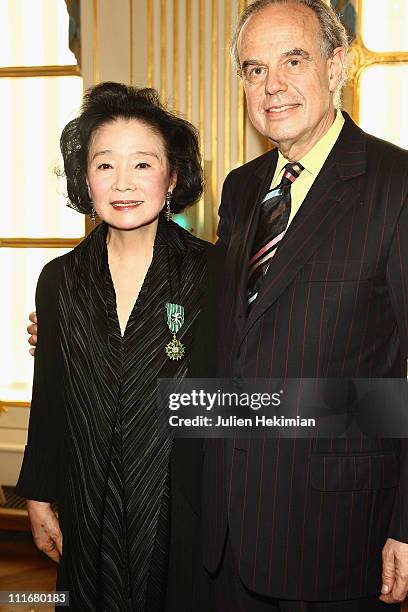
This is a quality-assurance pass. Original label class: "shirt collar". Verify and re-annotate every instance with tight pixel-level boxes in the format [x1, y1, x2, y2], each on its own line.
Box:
[276, 110, 345, 177]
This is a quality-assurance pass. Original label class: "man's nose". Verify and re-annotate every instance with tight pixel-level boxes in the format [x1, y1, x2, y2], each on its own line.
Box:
[264, 67, 287, 96]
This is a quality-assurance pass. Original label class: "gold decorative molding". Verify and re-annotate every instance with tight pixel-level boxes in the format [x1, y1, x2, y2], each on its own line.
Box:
[0, 238, 81, 249]
[160, 0, 166, 100]
[0, 65, 80, 78]
[93, 0, 99, 83]
[347, 44, 408, 83]
[147, 0, 154, 87]
[129, 0, 134, 84]
[224, 0, 231, 177]
[237, 0, 246, 166]
[348, 41, 408, 122]
[199, 0, 205, 154]
[211, 0, 218, 240]
[186, 0, 192, 121]
[0, 401, 30, 413]
[197, 0, 205, 234]
[173, 0, 179, 109]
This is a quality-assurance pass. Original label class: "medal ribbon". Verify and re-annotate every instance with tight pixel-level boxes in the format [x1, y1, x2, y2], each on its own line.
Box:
[165, 303, 185, 333]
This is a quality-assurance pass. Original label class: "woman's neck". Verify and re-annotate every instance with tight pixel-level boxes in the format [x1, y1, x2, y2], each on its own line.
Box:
[106, 219, 158, 262]
[105, 220, 159, 336]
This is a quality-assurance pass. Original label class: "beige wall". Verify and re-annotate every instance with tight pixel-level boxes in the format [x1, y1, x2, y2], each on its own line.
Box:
[80, 0, 267, 241]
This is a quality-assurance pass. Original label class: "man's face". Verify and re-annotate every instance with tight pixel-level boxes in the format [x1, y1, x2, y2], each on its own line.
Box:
[237, 2, 344, 160]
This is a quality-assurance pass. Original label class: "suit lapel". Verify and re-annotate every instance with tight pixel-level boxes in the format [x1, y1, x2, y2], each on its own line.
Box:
[225, 149, 278, 325]
[243, 114, 367, 337]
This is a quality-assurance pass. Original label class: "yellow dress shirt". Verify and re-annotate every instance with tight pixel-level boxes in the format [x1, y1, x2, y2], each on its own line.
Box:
[270, 111, 345, 227]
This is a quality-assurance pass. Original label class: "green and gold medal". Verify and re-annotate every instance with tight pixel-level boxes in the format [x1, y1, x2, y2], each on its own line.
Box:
[165, 303, 185, 360]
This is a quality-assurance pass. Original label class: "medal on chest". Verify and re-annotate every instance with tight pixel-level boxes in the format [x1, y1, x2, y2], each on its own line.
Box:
[165, 302, 185, 360]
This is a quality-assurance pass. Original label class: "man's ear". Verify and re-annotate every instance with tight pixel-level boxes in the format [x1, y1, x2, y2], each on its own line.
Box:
[328, 46, 345, 93]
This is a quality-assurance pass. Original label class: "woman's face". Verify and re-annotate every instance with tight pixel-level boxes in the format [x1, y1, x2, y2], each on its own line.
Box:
[87, 118, 176, 232]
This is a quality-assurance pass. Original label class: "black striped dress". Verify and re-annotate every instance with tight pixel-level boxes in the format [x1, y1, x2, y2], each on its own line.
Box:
[17, 219, 211, 611]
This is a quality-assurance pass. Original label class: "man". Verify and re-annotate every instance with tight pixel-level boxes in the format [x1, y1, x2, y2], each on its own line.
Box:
[202, 0, 408, 610]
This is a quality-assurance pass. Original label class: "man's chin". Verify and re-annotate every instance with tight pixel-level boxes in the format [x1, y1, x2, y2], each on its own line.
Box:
[262, 127, 298, 149]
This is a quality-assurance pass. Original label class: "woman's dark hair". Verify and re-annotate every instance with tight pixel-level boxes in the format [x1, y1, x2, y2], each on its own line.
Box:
[60, 82, 203, 214]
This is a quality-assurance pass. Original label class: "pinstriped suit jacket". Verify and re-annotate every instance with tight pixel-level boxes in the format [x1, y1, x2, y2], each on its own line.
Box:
[202, 114, 408, 601]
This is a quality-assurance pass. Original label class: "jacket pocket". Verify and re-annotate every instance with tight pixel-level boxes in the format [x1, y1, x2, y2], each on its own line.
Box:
[310, 452, 399, 491]
[303, 260, 371, 282]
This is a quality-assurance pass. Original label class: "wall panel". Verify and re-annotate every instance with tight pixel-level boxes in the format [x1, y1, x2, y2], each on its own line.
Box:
[81, 0, 252, 240]
[80, 1, 408, 240]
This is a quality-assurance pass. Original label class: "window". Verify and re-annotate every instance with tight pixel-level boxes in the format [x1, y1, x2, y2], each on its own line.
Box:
[333, 0, 408, 149]
[359, 0, 408, 148]
[0, 1, 83, 405]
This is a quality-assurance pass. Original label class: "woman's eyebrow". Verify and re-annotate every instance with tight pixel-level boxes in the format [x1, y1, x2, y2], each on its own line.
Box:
[91, 150, 160, 161]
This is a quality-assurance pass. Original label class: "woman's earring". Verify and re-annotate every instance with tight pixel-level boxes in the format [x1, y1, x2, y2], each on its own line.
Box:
[90, 206, 96, 225]
[164, 192, 173, 222]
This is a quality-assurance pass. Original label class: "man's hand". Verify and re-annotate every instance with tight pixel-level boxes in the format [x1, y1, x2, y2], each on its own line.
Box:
[26, 500, 62, 563]
[27, 311, 37, 356]
[380, 537, 408, 603]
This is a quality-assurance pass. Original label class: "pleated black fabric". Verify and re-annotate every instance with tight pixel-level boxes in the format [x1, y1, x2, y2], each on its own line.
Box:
[27, 219, 207, 611]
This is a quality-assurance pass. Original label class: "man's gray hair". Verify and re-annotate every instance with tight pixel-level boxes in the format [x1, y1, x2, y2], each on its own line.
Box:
[231, 0, 349, 107]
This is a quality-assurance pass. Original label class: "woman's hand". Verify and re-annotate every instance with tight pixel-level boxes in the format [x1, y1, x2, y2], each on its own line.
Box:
[27, 311, 38, 356]
[26, 500, 62, 563]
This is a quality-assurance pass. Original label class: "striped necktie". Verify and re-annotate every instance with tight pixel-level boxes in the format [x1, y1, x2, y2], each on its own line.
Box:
[247, 162, 304, 307]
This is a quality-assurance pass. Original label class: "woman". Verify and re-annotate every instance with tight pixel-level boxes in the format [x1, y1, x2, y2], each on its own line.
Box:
[17, 82, 215, 611]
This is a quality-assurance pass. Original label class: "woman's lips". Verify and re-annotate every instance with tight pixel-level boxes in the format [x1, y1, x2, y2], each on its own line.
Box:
[110, 200, 143, 209]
